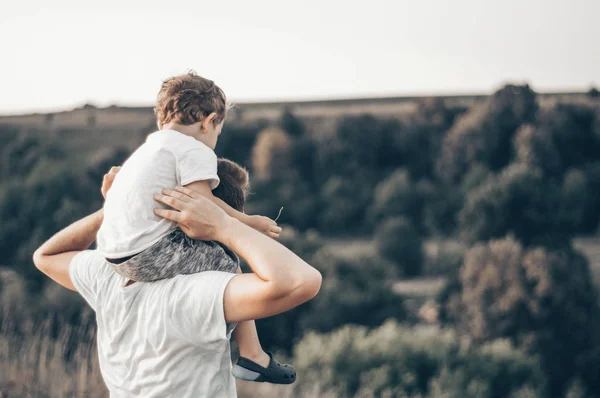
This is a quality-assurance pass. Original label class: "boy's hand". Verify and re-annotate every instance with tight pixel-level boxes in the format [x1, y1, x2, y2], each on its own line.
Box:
[246, 215, 282, 239]
[101, 166, 121, 200]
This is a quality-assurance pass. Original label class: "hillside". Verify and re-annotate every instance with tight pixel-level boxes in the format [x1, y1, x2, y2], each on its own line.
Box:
[0, 91, 592, 130]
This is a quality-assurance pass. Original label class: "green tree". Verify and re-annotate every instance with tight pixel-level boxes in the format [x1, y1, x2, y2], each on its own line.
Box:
[458, 164, 572, 247]
[437, 85, 537, 184]
[451, 237, 600, 396]
[374, 217, 423, 277]
[291, 321, 546, 397]
[298, 251, 404, 333]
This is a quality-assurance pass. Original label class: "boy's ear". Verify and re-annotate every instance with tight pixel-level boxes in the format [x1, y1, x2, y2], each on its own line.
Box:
[201, 113, 218, 133]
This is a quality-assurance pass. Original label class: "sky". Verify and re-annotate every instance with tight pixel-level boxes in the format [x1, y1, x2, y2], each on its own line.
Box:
[0, 0, 598, 114]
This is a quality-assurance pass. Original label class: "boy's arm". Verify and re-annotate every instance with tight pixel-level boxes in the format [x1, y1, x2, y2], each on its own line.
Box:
[185, 180, 281, 239]
[154, 186, 322, 323]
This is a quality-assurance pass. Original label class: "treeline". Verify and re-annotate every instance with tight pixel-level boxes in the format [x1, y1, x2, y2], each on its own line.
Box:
[1, 85, 600, 397]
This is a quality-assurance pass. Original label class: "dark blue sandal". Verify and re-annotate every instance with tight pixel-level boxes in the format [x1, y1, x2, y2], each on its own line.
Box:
[232, 352, 296, 384]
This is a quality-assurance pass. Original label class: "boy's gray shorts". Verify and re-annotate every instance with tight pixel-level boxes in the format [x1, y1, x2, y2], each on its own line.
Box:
[107, 227, 239, 282]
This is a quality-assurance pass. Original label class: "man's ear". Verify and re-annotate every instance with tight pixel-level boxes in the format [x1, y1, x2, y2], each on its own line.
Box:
[201, 113, 218, 133]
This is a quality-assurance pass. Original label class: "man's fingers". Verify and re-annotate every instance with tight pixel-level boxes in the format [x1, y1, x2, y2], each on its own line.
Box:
[161, 188, 191, 203]
[109, 166, 121, 173]
[269, 231, 280, 239]
[154, 193, 186, 211]
[153, 208, 183, 222]
[174, 186, 201, 200]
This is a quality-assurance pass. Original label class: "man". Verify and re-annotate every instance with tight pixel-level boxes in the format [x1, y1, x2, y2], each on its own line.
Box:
[33, 167, 322, 397]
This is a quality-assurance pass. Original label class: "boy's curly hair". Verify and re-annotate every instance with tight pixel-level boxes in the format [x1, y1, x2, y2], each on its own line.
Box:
[155, 71, 228, 128]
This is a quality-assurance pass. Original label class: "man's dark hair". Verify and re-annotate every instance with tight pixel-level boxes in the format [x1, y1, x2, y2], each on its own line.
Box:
[213, 158, 250, 212]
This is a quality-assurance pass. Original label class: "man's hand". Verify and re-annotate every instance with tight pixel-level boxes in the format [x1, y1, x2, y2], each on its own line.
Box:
[101, 166, 121, 200]
[246, 215, 282, 239]
[154, 186, 232, 242]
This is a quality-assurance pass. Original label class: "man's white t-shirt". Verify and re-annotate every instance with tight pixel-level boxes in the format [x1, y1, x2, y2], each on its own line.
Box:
[69, 250, 237, 398]
[97, 129, 220, 258]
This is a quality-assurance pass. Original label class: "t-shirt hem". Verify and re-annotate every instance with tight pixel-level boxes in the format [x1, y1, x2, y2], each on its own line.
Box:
[98, 228, 176, 259]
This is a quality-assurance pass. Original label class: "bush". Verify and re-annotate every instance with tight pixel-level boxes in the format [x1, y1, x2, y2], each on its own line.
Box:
[536, 103, 600, 170]
[422, 240, 465, 278]
[370, 169, 428, 230]
[315, 115, 403, 182]
[375, 217, 423, 277]
[318, 174, 375, 233]
[289, 320, 546, 397]
[251, 127, 294, 182]
[458, 164, 571, 247]
[298, 251, 404, 333]
[513, 124, 562, 177]
[448, 236, 600, 396]
[437, 84, 537, 184]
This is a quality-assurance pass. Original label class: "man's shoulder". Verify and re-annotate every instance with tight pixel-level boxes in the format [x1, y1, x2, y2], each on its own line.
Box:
[168, 271, 236, 290]
[69, 250, 117, 310]
[70, 250, 116, 285]
[164, 271, 236, 308]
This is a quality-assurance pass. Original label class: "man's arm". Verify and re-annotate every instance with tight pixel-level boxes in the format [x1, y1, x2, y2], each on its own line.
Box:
[154, 186, 322, 323]
[33, 166, 119, 291]
[33, 209, 103, 291]
[185, 180, 281, 239]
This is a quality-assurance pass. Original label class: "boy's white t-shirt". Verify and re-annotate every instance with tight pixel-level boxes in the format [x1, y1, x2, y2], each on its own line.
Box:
[69, 250, 238, 398]
[97, 129, 219, 258]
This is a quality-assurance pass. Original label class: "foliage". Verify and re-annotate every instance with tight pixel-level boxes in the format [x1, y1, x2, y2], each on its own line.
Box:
[298, 250, 404, 333]
[291, 320, 546, 397]
[375, 217, 424, 277]
[445, 236, 600, 396]
[437, 85, 537, 184]
[458, 164, 577, 247]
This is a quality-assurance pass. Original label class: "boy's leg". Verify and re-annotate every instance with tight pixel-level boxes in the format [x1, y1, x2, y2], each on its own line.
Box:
[231, 266, 296, 384]
[233, 320, 270, 368]
[232, 265, 270, 366]
[109, 228, 239, 281]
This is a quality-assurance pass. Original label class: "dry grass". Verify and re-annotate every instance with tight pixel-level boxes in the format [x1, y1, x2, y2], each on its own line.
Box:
[0, 315, 106, 398]
[2, 236, 599, 397]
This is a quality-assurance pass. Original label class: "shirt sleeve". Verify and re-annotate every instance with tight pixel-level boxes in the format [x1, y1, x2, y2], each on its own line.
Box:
[69, 250, 111, 311]
[176, 144, 220, 189]
[167, 271, 237, 345]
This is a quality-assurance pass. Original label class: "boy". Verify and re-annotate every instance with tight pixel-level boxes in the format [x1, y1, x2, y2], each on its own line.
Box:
[96, 72, 295, 384]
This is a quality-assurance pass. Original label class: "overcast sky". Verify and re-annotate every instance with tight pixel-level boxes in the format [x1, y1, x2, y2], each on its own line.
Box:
[1, 0, 598, 114]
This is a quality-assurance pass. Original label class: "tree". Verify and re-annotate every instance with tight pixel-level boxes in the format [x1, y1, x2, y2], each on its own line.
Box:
[536, 103, 600, 170]
[375, 217, 423, 277]
[315, 114, 403, 181]
[458, 164, 573, 247]
[251, 127, 294, 182]
[279, 108, 305, 137]
[318, 173, 375, 233]
[452, 237, 600, 396]
[437, 85, 537, 183]
[291, 321, 546, 397]
[513, 124, 562, 177]
[298, 252, 405, 333]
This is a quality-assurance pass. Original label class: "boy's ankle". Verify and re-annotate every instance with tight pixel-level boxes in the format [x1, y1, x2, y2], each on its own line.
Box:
[239, 350, 270, 367]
